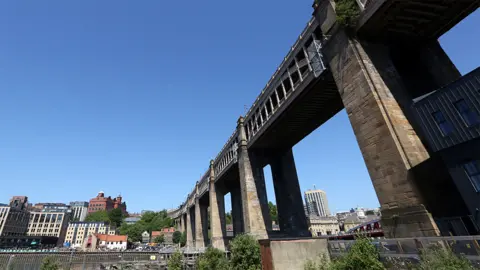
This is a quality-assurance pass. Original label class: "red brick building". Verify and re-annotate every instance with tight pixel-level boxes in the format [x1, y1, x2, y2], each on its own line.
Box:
[88, 192, 127, 214]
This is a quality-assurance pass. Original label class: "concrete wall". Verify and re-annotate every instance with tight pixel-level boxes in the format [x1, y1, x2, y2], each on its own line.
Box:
[262, 238, 329, 270]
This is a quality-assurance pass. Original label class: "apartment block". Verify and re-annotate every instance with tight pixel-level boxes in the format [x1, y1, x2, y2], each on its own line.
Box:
[27, 211, 70, 245]
[64, 222, 116, 248]
[0, 204, 30, 237]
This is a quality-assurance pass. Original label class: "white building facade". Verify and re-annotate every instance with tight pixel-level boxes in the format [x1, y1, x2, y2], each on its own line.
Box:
[64, 222, 116, 248]
[69, 201, 89, 222]
[304, 188, 330, 217]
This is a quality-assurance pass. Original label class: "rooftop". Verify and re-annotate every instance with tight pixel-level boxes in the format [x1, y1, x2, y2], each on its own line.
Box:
[95, 234, 127, 242]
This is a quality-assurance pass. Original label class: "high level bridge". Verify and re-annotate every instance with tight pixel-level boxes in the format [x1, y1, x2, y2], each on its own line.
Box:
[168, 0, 479, 250]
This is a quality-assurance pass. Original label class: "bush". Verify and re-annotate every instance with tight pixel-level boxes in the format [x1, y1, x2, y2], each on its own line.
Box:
[180, 231, 187, 247]
[168, 250, 183, 270]
[417, 245, 474, 270]
[331, 237, 384, 270]
[304, 254, 331, 270]
[172, 231, 182, 244]
[154, 235, 165, 244]
[197, 247, 230, 270]
[334, 0, 360, 28]
[40, 256, 60, 270]
[230, 234, 262, 270]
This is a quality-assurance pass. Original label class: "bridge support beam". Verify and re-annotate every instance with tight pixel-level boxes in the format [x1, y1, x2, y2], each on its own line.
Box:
[316, 2, 441, 237]
[180, 214, 185, 233]
[186, 207, 193, 247]
[209, 160, 226, 250]
[231, 183, 244, 235]
[200, 203, 209, 246]
[270, 149, 309, 237]
[237, 117, 268, 240]
[195, 199, 206, 248]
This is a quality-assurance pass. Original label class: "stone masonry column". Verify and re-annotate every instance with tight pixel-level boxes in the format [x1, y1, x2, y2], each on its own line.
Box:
[209, 160, 226, 250]
[314, 0, 440, 237]
[180, 214, 185, 233]
[186, 206, 193, 247]
[200, 204, 209, 246]
[230, 184, 244, 235]
[194, 184, 205, 248]
[250, 153, 273, 232]
[270, 149, 310, 237]
[236, 117, 268, 239]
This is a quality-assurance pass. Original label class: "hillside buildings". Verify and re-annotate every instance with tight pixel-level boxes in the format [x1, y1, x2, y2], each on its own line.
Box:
[308, 216, 339, 236]
[64, 222, 116, 248]
[88, 192, 127, 214]
[84, 234, 127, 251]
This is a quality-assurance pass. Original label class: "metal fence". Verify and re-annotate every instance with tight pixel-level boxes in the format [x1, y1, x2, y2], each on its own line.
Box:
[0, 251, 203, 270]
[328, 235, 480, 261]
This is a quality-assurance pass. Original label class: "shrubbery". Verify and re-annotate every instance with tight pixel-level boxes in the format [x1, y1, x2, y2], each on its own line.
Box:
[168, 250, 183, 270]
[334, 0, 360, 28]
[304, 237, 476, 270]
[305, 237, 384, 270]
[197, 247, 230, 270]
[230, 234, 262, 270]
[40, 256, 60, 270]
[417, 245, 474, 270]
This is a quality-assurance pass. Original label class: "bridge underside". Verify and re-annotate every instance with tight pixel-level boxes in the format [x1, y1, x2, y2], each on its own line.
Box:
[359, 0, 479, 41]
[249, 70, 343, 163]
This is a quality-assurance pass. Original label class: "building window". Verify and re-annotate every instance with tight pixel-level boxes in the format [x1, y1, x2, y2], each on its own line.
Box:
[432, 111, 453, 136]
[463, 161, 480, 192]
[454, 99, 479, 127]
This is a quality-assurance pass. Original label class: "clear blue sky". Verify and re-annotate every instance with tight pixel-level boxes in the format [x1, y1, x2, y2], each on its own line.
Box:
[0, 1, 478, 213]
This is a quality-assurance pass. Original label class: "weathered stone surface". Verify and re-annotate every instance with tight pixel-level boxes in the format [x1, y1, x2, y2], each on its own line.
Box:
[194, 199, 205, 248]
[209, 160, 226, 250]
[186, 207, 193, 247]
[237, 117, 268, 240]
[317, 4, 440, 236]
[260, 238, 329, 270]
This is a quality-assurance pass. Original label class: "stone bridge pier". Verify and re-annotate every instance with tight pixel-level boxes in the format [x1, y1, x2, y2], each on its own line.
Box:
[313, 0, 474, 237]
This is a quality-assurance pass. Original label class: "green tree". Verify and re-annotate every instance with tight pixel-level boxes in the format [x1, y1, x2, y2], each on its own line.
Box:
[417, 245, 474, 270]
[168, 250, 183, 270]
[226, 212, 232, 224]
[154, 235, 165, 244]
[331, 237, 384, 270]
[84, 210, 109, 223]
[334, 0, 360, 28]
[108, 208, 124, 227]
[268, 201, 278, 224]
[40, 256, 60, 270]
[119, 223, 146, 243]
[230, 234, 262, 270]
[180, 231, 187, 247]
[197, 247, 230, 270]
[172, 231, 182, 244]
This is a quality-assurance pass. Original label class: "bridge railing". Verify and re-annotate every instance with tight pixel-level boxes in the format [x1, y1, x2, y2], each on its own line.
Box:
[213, 130, 239, 179]
[243, 18, 326, 143]
[0, 251, 204, 270]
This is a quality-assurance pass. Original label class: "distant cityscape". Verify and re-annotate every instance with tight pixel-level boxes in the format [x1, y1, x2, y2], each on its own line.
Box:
[0, 192, 177, 250]
[0, 188, 379, 250]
